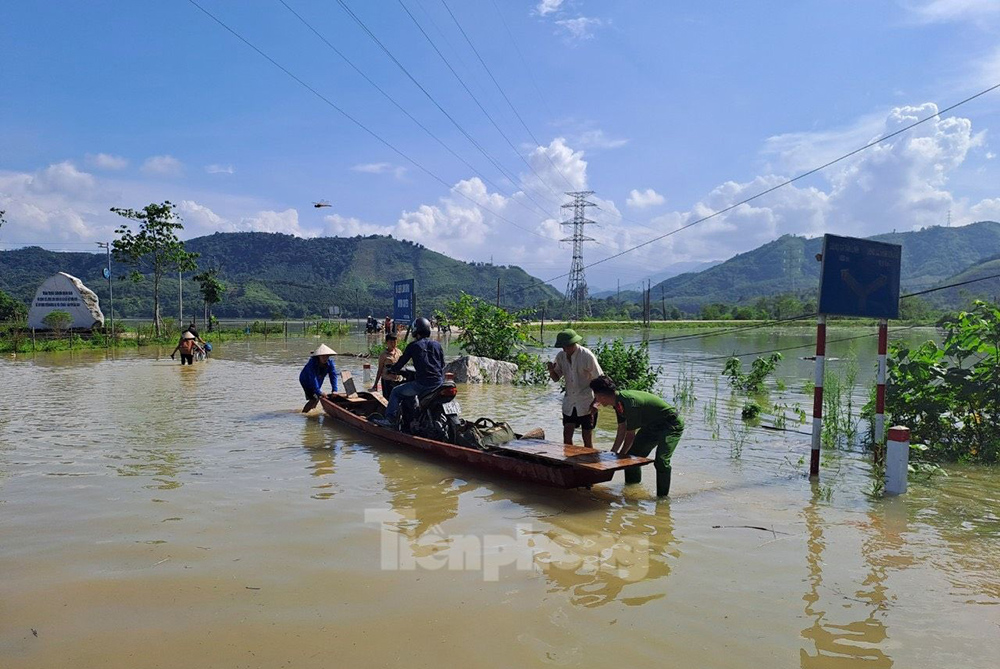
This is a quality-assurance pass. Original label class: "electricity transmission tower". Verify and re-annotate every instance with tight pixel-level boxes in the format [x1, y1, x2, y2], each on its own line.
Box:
[561, 191, 597, 319]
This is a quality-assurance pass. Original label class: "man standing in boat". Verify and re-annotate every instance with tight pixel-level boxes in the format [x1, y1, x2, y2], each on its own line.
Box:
[589, 375, 684, 497]
[370, 332, 403, 397]
[547, 329, 604, 447]
[375, 317, 444, 428]
[299, 344, 338, 411]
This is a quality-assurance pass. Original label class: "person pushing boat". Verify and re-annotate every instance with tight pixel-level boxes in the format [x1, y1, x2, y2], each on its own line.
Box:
[374, 317, 444, 428]
[299, 344, 338, 412]
[590, 375, 684, 497]
[547, 329, 604, 447]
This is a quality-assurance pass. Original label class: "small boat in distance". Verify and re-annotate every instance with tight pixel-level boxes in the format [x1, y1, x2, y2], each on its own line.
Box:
[318, 392, 652, 489]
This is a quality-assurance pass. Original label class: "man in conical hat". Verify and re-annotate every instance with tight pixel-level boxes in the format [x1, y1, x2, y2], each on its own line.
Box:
[299, 343, 339, 410]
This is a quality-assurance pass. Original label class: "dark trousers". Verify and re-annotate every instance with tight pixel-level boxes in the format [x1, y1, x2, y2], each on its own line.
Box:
[381, 379, 399, 398]
[180, 354, 194, 365]
[624, 420, 684, 496]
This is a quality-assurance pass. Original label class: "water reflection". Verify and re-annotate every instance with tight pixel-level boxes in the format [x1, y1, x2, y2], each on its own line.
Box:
[301, 416, 342, 500]
[800, 484, 893, 668]
[537, 499, 677, 608]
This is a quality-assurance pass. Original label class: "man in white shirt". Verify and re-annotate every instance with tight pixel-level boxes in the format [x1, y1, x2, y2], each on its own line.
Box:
[547, 329, 604, 447]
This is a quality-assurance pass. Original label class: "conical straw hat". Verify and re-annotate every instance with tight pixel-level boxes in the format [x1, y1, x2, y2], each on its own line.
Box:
[311, 343, 337, 356]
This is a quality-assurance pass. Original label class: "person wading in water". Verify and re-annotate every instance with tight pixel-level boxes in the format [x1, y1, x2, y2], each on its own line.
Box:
[590, 375, 684, 497]
[547, 329, 603, 447]
[170, 331, 204, 365]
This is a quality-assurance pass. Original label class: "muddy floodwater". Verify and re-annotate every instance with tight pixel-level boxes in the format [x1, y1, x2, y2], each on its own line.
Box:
[1, 326, 997, 668]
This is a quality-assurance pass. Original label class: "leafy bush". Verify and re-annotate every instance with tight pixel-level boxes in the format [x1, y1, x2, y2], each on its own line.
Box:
[514, 352, 549, 386]
[446, 293, 527, 361]
[42, 310, 73, 333]
[593, 338, 661, 392]
[881, 300, 1000, 463]
[722, 353, 782, 394]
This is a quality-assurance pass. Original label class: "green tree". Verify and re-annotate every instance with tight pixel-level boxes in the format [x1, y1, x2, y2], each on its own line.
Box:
[110, 201, 199, 336]
[446, 292, 526, 361]
[193, 268, 225, 331]
[42, 310, 73, 333]
[0, 289, 27, 322]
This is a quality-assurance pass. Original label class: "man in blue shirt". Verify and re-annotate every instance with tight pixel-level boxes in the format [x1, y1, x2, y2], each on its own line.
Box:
[377, 318, 444, 426]
[299, 344, 338, 412]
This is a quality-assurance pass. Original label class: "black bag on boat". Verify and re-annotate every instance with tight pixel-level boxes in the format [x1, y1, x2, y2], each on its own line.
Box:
[455, 417, 516, 450]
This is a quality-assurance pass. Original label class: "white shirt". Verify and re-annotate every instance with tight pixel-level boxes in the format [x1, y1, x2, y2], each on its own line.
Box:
[553, 345, 604, 416]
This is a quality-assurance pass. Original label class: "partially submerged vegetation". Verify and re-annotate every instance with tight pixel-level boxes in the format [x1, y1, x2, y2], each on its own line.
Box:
[882, 300, 1000, 464]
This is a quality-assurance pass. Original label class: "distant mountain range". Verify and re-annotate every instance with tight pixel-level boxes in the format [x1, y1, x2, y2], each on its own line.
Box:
[0, 232, 561, 319]
[3, 222, 998, 321]
[647, 221, 1000, 312]
[590, 260, 721, 298]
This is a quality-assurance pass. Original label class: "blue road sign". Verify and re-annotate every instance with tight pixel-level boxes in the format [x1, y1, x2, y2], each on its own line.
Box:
[393, 279, 415, 323]
[818, 234, 902, 319]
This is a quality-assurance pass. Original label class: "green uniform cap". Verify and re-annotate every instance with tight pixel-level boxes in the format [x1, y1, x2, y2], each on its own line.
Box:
[554, 329, 583, 347]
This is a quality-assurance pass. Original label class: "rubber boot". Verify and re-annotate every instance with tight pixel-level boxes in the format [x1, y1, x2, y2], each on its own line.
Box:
[656, 468, 672, 497]
[624, 465, 642, 485]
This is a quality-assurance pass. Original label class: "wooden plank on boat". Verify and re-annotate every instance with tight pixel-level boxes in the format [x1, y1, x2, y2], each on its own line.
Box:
[341, 371, 358, 397]
[494, 439, 652, 472]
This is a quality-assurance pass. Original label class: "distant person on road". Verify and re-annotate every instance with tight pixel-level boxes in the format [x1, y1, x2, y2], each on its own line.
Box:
[371, 332, 403, 397]
[170, 331, 205, 366]
[375, 318, 444, 427]
[547, 329, 603, 447]
[299, 344, 338, 408]
[590, 375, 684, 497]
[384, 315, 393, 336]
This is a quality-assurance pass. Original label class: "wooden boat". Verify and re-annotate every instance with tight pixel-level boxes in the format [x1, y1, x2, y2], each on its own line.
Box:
[318, 392, 653, 489]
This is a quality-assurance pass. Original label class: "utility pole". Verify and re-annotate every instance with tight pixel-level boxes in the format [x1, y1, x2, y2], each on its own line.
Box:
[496, 277, 501, 308]
[560, 191, 597, 320]
[661, 285, 666, 322]
[96, 242, 113, 341]
[178, 270, 183, 325]
[356, 288, 360, 322]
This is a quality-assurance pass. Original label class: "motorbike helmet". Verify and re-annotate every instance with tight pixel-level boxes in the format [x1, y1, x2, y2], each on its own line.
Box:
[412, 317, 432, 338]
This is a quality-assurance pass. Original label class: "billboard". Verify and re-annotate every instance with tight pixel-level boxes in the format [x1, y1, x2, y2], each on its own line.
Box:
[393, 279, 415, 323]
[818, 234, 902, 319]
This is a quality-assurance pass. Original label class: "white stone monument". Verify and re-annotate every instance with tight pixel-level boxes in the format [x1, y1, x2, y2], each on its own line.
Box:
[28, 272, 105, 330]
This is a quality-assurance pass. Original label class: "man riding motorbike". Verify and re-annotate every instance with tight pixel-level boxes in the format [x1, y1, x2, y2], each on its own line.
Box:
[374, 317, 445, 428]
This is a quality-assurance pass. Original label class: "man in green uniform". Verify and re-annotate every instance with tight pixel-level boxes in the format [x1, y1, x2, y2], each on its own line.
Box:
[590, 375, 684, 497]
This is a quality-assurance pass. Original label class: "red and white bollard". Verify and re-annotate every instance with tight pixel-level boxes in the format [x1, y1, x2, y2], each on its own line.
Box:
[885, 426, 910, 496]
[362, 363, 372, 385]
[875, 319, 888, 446]
[810, 315, 827, 478]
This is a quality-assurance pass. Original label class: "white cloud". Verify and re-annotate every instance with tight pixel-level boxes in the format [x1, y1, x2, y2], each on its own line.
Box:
[86, 153, 128, 170]
[627, 188, 665, 209]
[574, 129, 628, 150]
[205, 164, 234, 175]
[140, 155, 183, 177]
[352, 162, 407, 179]
[241, 209, 313, 236]
[901, 0, 1000, 24]
[535, 0, 564, 16]
[555, 16, 602, 41]
[323, 213, 390, 237]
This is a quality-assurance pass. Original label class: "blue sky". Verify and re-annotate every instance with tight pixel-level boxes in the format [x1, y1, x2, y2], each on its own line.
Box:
[3, 0, 1000, 290]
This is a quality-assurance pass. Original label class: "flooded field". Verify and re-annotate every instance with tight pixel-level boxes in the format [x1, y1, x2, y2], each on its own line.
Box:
[1, 326, 997, 668]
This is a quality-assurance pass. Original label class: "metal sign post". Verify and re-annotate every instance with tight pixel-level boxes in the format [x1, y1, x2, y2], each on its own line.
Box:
[812, 234, 902, 479]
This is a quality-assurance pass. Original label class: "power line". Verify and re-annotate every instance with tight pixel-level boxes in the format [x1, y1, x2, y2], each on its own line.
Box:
[392, 0, 567, 204]
[506, 81, 1000, 298]
[487, 0, 556, 123]
[184, 0, 555, 244]
[332, 0, 562, 220]
[439, 0, 577, 191]
[275, 0, 555, 223]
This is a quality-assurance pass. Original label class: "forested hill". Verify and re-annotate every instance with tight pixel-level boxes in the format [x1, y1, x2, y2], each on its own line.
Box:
[652, 221, 1000, 312]
[0, 232, 561, 318]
